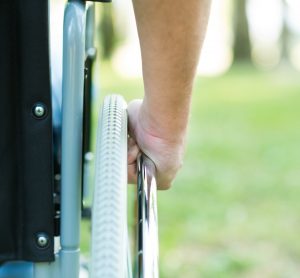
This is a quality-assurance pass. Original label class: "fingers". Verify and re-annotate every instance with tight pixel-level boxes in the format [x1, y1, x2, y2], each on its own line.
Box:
[128, 163, 137, 184]
[155, 155, 183, 190]
[156, 179, 172, 190]
[128, 137, 139, 164]
[155, 170, 174, 190]
[127, 99, 143, 137]
[127, 100, 142, 184]
[128, 137, 140, 184]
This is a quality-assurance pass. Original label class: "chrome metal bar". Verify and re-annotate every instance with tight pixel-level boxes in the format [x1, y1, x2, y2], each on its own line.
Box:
[137, 154, 159, 278]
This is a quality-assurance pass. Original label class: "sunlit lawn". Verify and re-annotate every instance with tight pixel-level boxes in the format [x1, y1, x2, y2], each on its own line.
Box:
[81, 64, 300, 277]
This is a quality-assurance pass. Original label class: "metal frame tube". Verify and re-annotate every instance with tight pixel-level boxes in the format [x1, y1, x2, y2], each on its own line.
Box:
[60, 2, 86, 278]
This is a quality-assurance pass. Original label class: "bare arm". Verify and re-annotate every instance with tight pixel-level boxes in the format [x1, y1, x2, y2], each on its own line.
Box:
[128, 0, 211, 189]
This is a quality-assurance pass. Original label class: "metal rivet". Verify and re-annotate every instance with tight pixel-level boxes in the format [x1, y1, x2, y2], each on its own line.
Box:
[33, 104, 46, 118]
[36, 233, 49, 248]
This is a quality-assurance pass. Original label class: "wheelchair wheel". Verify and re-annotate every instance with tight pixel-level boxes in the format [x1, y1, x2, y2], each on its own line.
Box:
[91, 95, 129, 278]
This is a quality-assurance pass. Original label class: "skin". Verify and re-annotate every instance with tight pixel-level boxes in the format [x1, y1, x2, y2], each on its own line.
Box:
[128, 0, 212, 189]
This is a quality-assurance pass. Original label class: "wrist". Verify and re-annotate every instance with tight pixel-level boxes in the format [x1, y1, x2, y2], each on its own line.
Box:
[140, 98, 188, 144]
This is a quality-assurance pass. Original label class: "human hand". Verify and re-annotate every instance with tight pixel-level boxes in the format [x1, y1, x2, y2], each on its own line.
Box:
[127, 99, 186, 190]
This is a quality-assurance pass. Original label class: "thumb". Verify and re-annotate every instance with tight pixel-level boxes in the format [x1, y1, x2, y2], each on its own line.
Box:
[127, 99, 143, 137]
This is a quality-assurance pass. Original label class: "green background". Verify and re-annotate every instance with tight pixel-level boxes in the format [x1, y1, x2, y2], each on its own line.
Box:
[81, 65, 300, 277]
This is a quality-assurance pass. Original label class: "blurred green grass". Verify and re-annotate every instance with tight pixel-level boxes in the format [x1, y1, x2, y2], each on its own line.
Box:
[82, 65, 300, 277]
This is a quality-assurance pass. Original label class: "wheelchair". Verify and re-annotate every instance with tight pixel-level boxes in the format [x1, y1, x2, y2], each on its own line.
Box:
[0, 0, 158, 277]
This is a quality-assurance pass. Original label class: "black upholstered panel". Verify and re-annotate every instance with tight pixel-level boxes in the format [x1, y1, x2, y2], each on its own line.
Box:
[0, 0, 54, 263]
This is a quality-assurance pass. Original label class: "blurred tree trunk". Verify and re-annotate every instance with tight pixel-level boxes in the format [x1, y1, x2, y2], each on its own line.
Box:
[280, 0, 290, 63]
[232, 0, 251, 63]
[99, 5, 116, 60]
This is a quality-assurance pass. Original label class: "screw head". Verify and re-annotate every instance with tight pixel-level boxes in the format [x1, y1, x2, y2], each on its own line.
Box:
[33, 104, 46, 118]
[36, 233, 49, 248]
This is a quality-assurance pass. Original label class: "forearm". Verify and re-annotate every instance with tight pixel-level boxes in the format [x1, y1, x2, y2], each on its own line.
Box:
[133, 0, 211, 141]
